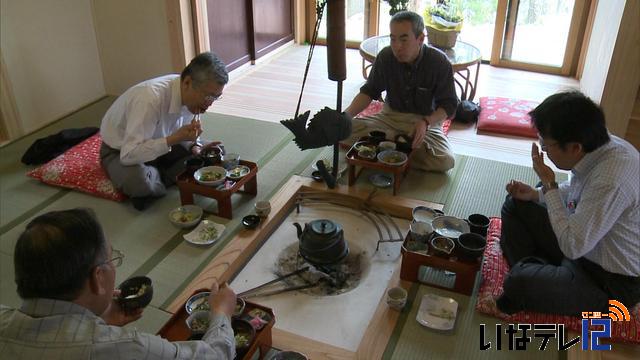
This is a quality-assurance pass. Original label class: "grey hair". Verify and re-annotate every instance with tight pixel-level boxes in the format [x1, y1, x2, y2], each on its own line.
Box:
[390, 11, 424, 38]
[181, 52, 229, 87]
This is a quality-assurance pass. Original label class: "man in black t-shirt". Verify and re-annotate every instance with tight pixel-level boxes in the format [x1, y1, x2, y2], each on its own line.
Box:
[344, 11, 457, 172]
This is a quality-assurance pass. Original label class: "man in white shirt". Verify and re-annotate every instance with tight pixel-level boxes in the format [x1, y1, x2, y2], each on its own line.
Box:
[496, 91, 640, 316]
[0, 208, 237, 359]
[100, 52, 227, 210]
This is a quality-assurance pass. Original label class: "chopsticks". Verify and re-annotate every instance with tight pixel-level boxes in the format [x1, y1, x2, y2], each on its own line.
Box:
[237, 266, 310, 298]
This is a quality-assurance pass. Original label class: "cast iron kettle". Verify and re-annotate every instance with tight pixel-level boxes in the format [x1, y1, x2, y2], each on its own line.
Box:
[293, 219, 349, 265]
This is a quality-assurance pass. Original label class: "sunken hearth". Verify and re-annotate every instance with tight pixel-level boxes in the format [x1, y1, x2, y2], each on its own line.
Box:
[275, 241, 369, 296]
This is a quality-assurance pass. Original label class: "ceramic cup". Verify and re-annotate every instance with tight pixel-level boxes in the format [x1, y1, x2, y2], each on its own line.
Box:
[410, 220, 432, 243]
[254, 200, 271, 218]
[467, 213, 490, 237]
[222, 153, 240, 170]
[386, 286, 408, 310]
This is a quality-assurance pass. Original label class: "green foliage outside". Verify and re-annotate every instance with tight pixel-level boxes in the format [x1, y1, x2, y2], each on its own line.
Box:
[441, 0, 499, 26]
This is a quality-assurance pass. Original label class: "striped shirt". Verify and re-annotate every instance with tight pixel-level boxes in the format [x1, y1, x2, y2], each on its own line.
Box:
[540, 135, 640, 276]
[0, 298, 235, 359]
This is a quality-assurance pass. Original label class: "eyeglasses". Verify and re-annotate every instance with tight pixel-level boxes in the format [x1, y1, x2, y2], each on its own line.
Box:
[204, 94, 222, 102]
[96, 248, 124, 268]
[538, 136, 560, 152]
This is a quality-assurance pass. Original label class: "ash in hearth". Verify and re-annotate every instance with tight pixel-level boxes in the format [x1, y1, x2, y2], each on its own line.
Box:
[275, 242, 370, 296]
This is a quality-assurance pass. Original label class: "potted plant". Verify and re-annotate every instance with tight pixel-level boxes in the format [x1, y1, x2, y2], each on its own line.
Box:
[383, 0, 409, 16]
[423, 0, 464, 49]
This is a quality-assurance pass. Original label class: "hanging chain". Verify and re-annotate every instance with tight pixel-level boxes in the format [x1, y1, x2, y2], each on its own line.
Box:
[294, 0, 328, 119]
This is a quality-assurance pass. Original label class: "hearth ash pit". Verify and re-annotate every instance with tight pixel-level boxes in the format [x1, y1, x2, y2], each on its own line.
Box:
[274, 241, 369, 296]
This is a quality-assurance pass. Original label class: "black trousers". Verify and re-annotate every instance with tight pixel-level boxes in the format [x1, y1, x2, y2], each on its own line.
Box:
[497, 195, 640, 316]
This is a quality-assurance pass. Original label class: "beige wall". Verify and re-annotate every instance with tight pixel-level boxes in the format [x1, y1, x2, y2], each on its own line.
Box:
[579, 0, 624, 103]
[0, 0, 105, 135]
[579, 0, 640, 139]
[92, 0, 175, 95]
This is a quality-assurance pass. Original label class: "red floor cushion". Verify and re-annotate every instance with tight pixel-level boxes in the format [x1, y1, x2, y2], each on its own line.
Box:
[357, 100, 451, 136]
[476, 218, 640, 344]
[27, 133, 127, 201]
[476, 97, 539, 138]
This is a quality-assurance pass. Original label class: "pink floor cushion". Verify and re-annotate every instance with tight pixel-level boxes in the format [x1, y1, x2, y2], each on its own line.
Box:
[357, 100, 451, 136]
[27, 133, 127, 202]
[476, 218, 640, 344]
[477, 97, 539, 138]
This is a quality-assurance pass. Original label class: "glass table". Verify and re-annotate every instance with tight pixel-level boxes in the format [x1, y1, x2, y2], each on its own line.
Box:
[359, 35, 482, 101]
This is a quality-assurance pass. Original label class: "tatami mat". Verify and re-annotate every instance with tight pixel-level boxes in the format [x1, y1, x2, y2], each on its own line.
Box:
[385, 284, 561, 359]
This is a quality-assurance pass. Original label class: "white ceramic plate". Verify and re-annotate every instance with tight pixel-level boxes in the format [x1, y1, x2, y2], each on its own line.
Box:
[194, 166, 226, 186]
[168, 205, 203, 228]
[416, 293, 458, 330]
[226, 165, 250, 180]
[412, 206, 444, 225]
[369, 173, 392, 188]
[431, 216, 470, 239]
[377, 150, 408, 166]
[183, 220, 225, 246]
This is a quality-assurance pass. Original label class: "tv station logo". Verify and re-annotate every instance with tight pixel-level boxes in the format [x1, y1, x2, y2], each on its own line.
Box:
[480, 300, 631, 351]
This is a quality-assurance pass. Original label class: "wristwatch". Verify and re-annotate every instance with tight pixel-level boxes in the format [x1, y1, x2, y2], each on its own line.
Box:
[542, 181, 558, 194]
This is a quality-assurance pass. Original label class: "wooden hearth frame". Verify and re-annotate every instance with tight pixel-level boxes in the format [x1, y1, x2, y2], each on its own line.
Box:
[168, 175, 443, 359]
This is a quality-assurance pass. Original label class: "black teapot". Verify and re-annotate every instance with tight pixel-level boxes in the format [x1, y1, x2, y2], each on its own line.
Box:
[294, 219, 349, 265]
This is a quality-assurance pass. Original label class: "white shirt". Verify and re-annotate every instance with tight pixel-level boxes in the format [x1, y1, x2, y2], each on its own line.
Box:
[0, 298, 236, 359]
[539, 135, 640, 276]
[100, 75, 195, 165]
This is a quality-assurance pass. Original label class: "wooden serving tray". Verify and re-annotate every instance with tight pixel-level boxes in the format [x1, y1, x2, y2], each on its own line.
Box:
[176, 159, 258, 219]
[157, 289, 275, 360]
[345, 138, 412, 195]
[400, 232, 481, 295]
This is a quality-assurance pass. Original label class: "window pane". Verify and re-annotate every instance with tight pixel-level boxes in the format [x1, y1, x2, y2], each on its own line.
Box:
[378, 0, 496, 61]
[319, 0, 366, 42]
[502, 0, 575, 67]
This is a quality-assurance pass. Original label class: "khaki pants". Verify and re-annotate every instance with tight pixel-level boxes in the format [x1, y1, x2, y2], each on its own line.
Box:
[345, 104, 455, 172]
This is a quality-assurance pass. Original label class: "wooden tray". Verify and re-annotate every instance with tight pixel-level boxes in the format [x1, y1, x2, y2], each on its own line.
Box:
[157, 289, 275, 360]
[345, 138, 412, 195]
[400, 232, 481, 295]
[176, 159, 258, 219]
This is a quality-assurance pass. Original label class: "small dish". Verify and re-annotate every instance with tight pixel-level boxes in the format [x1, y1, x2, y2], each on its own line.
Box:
[357, 148, 376, 160]
[369, 173, 392, 188]
[311, 170, 324, 182]
[183, 220, 225, 246]
[354, 142, 375, 153]
[431, 216, 470, 239]
[377, 150, 408, 166]
[117, 276, 153, 310]
[416, 293, 458, 330]
[232, 319, 256, 356]
[430, 236, 455, 256]
[412, 206, 444, 225]
[185, 291, 211, 314]
[169, 205, 203, 228]
[226, 165, 250, 180]
[233, 297, 246, 317]
[194, 166, 227, 186]
[186, 311, 211, 334]
[241, 215, 261, 229]
[222, 153, 240, 170]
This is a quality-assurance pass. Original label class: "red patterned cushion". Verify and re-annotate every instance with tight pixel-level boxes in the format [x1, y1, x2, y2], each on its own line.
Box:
[357, 100, 451, 136]
[476, 218, 640, 344]
[477, 97, 539, 138]
[27, 134, 127, 202]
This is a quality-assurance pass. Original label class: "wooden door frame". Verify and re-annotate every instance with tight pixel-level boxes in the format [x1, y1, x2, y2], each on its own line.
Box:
[0, 50, 23, 144]
[490, 0, 590, 76]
